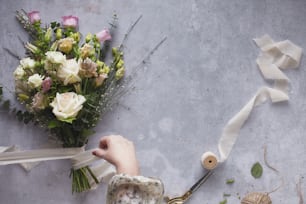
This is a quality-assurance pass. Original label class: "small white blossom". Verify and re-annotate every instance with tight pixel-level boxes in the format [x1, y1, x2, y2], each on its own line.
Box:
[28, 74, 44, 88]
[57, 58, 81, 85]
[20, 57, 35, 70]
[13, 65, 25, 79]
[45, 51, 66, 64]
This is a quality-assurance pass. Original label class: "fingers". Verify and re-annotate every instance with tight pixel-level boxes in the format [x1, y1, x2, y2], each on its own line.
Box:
[93, 135, 125, 157]
[92, 136, 110, 158]
[99, 137, 109, 149]
[92, 135, 139, 175]
[92, 148, 106, 158]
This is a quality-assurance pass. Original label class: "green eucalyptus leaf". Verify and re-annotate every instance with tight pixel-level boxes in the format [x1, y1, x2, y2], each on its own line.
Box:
[226, 178, 235, 184]
[251, 162, 263, 178]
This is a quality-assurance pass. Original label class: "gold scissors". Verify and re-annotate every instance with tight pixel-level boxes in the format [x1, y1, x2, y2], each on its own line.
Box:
[166, 170, 213, 204]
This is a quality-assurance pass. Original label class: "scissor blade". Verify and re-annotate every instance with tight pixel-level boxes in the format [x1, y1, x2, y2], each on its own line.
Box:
[189, 171, 213, 193]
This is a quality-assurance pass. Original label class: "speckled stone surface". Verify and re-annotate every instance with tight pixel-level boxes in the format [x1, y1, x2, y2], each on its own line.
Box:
[1, 0, 306, 203]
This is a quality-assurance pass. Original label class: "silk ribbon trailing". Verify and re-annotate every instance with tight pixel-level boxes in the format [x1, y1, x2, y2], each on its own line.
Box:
[0, 145, 115, 188]
[216, 34, 302, 163]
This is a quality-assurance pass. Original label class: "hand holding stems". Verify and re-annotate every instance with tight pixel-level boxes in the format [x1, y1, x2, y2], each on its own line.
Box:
[92, 135, 140, 176]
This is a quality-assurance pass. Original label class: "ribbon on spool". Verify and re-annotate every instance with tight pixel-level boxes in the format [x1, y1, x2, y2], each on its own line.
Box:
[201, 151, 218, 170]
[201, 35, 302, 169]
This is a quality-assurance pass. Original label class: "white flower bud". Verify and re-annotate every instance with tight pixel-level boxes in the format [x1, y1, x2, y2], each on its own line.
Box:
[20, 58, 35, 70]
[45, 51, 66, 64]
[28, 74, 44, 89]
[14, 65, 25, 79]
[57, 59, 81, 85]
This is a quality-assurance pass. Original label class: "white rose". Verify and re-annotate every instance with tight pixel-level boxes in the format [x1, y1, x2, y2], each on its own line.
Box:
[46, 51, 66, 64]
[20, 57, 35, 69]
[14, 65, 25, 79]
[28, 74, 44, 88]
[50, 92, 86, 122]
[57, 59, 81, 85]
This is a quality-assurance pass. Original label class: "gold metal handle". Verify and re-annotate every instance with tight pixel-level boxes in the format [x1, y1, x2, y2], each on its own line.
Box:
[166, 171, 213, 204]
[167, 191, 192, 204]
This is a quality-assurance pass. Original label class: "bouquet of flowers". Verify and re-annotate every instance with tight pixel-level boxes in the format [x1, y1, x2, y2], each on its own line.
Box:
[9, 10, 126, 192]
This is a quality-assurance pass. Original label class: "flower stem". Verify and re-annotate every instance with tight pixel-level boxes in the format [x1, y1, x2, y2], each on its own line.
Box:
[70, 166, 99, 193]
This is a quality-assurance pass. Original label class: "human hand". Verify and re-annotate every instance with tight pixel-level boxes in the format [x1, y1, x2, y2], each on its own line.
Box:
[92, 135, 140, 176]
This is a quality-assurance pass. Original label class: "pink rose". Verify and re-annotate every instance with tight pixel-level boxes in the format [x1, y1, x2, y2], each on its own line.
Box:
[42, 77, 52, 92]
[28, 11, 41, 24]
[96, 29, 112, 43]
[62, 15, 79, 28]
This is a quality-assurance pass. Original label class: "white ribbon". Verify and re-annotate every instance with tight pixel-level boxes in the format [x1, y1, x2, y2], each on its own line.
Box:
[215, 34, 302, 163]
[0, 145, 115, 186]
[0, 146, 84, 165]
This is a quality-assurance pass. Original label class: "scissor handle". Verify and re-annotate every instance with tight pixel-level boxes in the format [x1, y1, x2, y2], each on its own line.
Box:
[166, 171, 213, 204]
[167, 191, 192, 204]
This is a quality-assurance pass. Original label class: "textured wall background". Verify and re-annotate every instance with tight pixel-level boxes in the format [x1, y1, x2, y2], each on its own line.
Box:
[0, 0, 306, 203]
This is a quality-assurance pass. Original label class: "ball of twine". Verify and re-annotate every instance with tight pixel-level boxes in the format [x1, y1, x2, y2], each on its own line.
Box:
[241, 192, 272, 204]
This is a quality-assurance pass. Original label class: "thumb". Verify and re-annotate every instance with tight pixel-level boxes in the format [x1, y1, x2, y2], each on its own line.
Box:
[92, 148, 107, 158]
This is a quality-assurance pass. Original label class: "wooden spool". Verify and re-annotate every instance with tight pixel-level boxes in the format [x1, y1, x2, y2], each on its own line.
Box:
[201, 151, 218, 170]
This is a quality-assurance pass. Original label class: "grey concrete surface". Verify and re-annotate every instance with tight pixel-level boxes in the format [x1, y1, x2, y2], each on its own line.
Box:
[1, 0, 306, 203]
